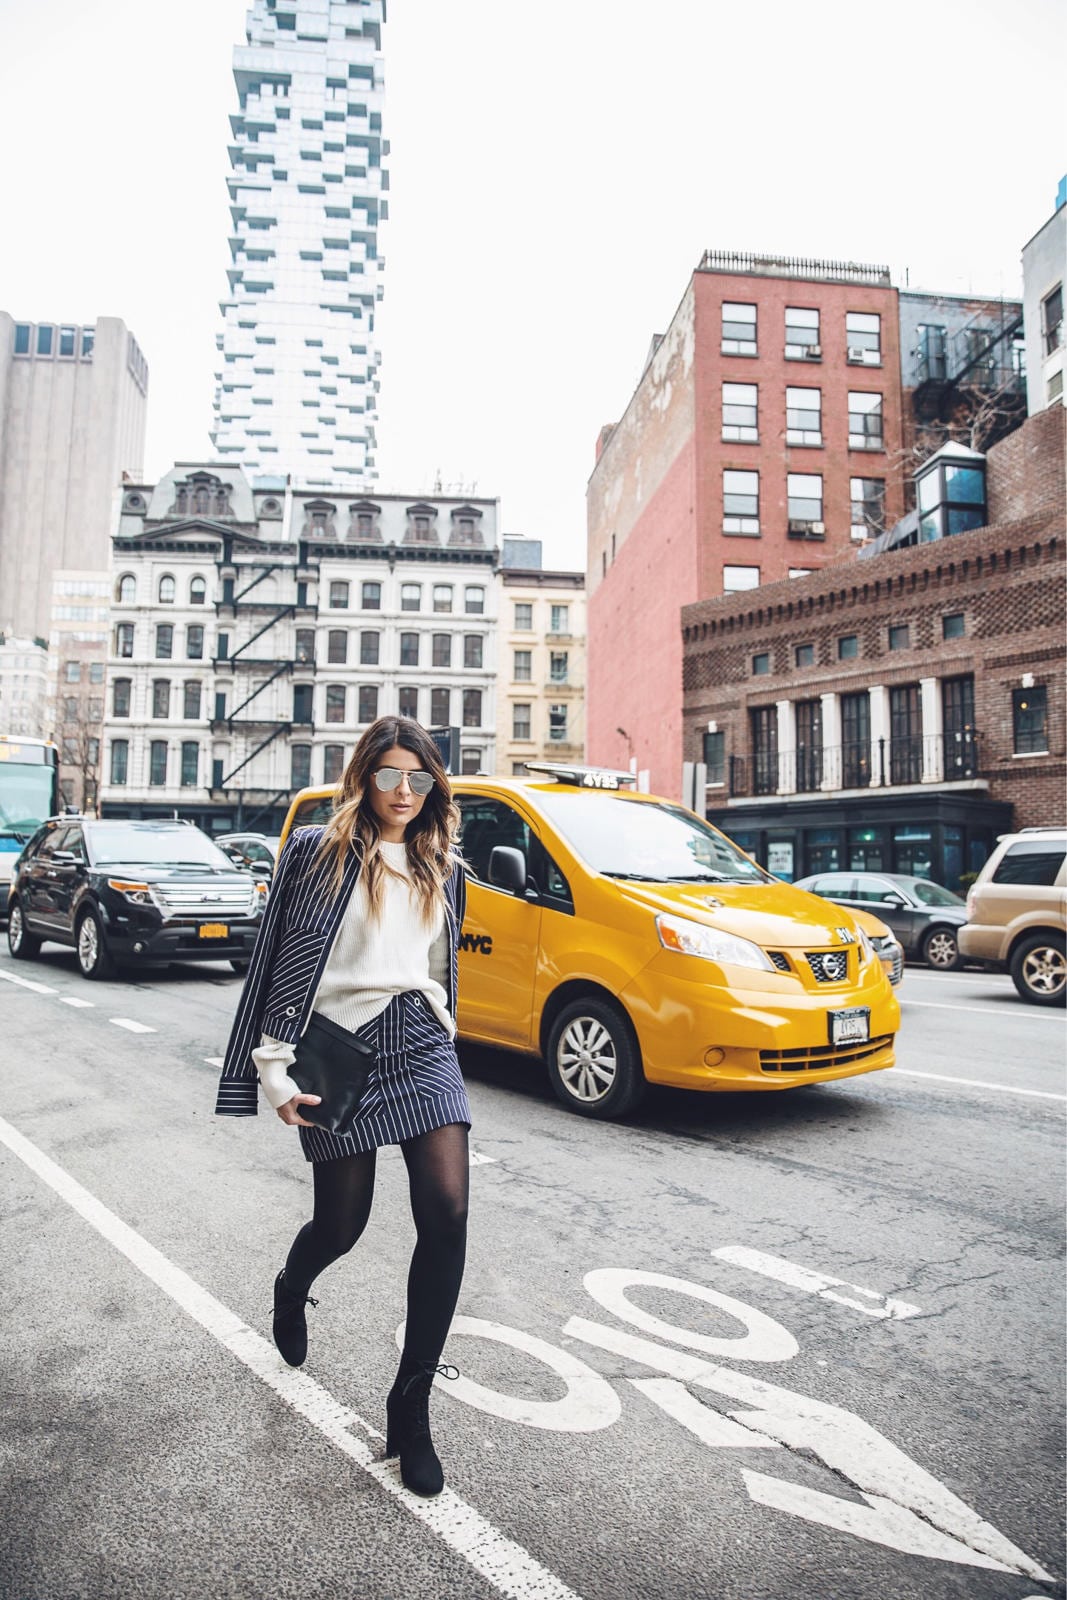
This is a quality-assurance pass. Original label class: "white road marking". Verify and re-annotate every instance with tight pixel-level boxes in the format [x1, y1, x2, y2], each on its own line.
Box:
[902, 998, 1064, 1021]
[0, 970, 57, 995]
[0, 1114, 586, 1600]
[109, 1018, 156, 1034]
[893, 1069, 1066, 1103]
[711, 1247, 921, 1320]
[583, 1268, 797, 1362]
[60, 996, 94, 1008]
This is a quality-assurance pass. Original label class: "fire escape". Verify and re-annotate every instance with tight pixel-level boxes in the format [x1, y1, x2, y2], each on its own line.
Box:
[209, 540, 319, 827]
[912, 301, 1027, 448]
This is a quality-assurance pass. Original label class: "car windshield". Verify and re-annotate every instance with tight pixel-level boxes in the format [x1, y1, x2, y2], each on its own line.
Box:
[86, 824, 236, 870]
[533, 792, 767, 883]
[907, 879, 964, 907]
[0, 763, 56, 845]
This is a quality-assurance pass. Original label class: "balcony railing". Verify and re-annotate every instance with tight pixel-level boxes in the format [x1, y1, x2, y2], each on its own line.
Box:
[729, 731, 979, 798]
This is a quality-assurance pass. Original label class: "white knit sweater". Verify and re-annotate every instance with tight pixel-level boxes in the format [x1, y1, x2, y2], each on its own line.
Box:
[253, 840, 451, 1109]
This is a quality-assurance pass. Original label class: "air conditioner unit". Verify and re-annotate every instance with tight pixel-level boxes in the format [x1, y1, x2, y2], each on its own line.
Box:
[847, 346, 865, 361]
[811, 521, 825, 534]
[850, 527, 867, 542]
[804, 344, 822, 358]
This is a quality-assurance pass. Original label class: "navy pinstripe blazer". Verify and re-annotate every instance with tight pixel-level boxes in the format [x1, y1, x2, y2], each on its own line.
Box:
[214, 826, 467, 1117]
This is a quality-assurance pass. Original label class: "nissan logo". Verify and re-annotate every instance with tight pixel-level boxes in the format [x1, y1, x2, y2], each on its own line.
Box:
[821, 953, 847, 980]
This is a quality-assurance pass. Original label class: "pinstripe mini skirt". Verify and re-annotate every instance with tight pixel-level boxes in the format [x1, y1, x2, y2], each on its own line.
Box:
[298, 990, 471, 1163]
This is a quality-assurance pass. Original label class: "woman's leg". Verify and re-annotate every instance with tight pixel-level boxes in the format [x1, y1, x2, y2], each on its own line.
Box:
[399, 1122, 470, 1365]
[284, 1149, 379, 1293]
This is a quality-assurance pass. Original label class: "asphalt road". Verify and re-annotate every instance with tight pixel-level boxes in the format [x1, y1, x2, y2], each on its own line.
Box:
[0, 947, 1063, 1600]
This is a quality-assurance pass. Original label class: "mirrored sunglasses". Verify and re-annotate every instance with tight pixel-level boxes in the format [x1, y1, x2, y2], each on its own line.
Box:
[373, 766, 435, 796]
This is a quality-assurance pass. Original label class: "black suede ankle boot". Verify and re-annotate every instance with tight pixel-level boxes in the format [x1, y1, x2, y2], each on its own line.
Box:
[272, 1270, 318, 1367]
[385, 1358, 459, 1497]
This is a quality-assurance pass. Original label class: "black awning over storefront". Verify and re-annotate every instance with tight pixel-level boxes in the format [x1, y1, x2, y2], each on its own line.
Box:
[707, 788, 1013, 892]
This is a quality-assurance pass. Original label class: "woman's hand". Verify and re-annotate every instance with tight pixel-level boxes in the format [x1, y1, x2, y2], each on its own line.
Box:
[276, 1093, 322, 1127]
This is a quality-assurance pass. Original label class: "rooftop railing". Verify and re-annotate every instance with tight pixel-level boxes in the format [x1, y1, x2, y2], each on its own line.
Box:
[698, 250, 892, 286]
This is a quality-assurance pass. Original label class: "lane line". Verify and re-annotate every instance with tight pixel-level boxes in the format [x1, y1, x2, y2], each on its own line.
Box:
[109, 1018, 157, 1034]
[0, 970, 57, 995]
[712, 1247, 921, 1320]
[893, 1069, 1066, 1102]
[60, 997, 94, 1009]
[0, 1114, 583, 1600]
[902, 999, 1065, 1022]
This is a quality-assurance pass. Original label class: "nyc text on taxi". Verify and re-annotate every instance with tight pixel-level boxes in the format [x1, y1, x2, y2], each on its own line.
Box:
[281, 764, 900, 1120]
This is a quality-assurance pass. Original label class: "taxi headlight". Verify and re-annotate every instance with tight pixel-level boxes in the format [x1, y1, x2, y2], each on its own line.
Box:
[655, 912, 774, 972]
[856, 927, 875, 962]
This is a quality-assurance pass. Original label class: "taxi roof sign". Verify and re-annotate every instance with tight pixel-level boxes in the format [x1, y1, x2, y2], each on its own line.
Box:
[522, 762, 637, 790]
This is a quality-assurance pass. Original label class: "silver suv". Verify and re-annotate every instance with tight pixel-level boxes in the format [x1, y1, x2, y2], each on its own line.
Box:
[959, 828, 1067, 1006]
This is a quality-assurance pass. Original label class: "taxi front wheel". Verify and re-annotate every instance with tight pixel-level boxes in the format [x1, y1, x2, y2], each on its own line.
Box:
[546, 996, 646, 1119]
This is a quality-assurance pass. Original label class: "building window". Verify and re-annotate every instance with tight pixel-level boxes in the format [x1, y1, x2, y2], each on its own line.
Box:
[432, 633, 452, 668]
[465, 586, 485, 615]
[722, 382, 758, 442]
[358, 685, 378, 723]
[116, 623, 134, 658]
[846, 312, 882, 363]
[513, 649, 532, 682]
[323, 744, 344, 783]
[329, 581, 349, 609]
[63, 695, 79, 723]
[796, 698, 823, 791]
[888, 623, 910, 651]
[180, 742, 199, 788]
[889, 684, 922, 784]
[433, 585, 453, 613]
[399, 632, 419, 667]
[117, 574, 136, 603]
[784, 306, 820, 359]
[327, 629, 348, 664]
[89, 663, 104, 684]
[787, 473, 823, 529]
[190, 576, 207, 605]
[291, 744, 312, 788]
[293, 684, 313, 724]
[37, 325, 54, 356]
[514, 602, 533, 630]
[186, 625, 204, 660]
[1013, 686, 1048, 754]
[113, 679, 131, 718]
[361, 581, 381, 610]
[155, 624, 173, 660]
[751, 706, 778, 795]
[785, 386, 822, 445]
[795, 643, 814, 668]
[65, 661, 81, 683]
[943, 675, 977, 777]
[550, 604, 570, 634]
[723, 565, 760, 594]
[703, 730, 725, 785]
[461, 748, 482, 775]
[360, 631, 380, 666]
[549, 704, 567, 743]
[1049, 370, 1064, 405]
[722, 301, 756, 356]
[841, 691, 870, 786]
[400, 583, 421, 612]
[431, 687, 450, 725]
[549, 651, 568, 683]
[14, 323, 30, 355]
[325, 684, 346, 723]
[513, 703, 532, 740]
[149, 741, 168, 787]
[61, 736, 79, 764]
[837, 634, 858, 660]
[158, 574, 176, 604]
[110, 739, 129, 786]
[295, 628, 315, 664]
[152, 680, 170, 719]
[942, 613, 965, 640]
[464, 635, 483, 670]
[752, 652, 770, 676]
[183, 681, 201, 719]
[462, 689, 482, 728]
[1041, 284, 1062, 356]
[850, 477, 885, 540]
[398, 687, 418, 718]
[848, 392, 884, 450]
[723, 469, 759, 534]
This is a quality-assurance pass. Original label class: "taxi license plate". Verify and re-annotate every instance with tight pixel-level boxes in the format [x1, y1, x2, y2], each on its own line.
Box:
[199, 923, 229, 939]
[829, 1007, 870, 1045]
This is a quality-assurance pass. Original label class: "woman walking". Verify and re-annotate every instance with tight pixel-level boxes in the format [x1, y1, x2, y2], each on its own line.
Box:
[215, 716, 469, 1497]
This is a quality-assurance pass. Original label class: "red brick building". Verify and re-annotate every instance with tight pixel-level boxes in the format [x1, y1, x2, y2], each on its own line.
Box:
[679, 408, 1066, 890]
[587, 251, 904, 795]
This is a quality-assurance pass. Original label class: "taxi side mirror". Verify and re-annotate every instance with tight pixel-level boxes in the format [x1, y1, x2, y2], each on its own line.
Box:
[489, 846, 527, 895]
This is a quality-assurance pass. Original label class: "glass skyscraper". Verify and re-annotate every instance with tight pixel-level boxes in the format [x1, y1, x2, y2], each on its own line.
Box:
[211, 0, 387, 484]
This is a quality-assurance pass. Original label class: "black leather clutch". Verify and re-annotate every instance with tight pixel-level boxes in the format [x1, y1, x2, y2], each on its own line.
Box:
[290, 1012, 377, 1136]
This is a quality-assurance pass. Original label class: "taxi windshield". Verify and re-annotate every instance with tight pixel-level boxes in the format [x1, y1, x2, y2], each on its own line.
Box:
[534, 792, 767, 884]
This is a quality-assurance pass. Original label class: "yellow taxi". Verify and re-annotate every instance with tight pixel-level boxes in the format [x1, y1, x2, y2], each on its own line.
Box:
[280, 762, 900, 1119]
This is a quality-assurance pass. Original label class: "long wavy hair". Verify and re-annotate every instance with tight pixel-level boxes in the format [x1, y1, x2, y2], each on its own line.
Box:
[313, 715, 460, 923]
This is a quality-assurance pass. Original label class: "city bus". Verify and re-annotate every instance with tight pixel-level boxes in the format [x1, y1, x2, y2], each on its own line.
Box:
[0, 736, 61, 913]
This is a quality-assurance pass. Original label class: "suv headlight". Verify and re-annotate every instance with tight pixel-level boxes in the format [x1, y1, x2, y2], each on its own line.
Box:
[107, 878, 157, 907]
[655, 912, 774, 971]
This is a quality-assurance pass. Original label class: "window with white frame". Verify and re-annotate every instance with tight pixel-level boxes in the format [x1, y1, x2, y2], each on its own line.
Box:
[512, 703, 532, 740]
[400, 582, 421, 612]
[723, 565, 760, 594]
[846, 312, 882, 364]
[549, 704, 567, 742]
[787, 473, 823, 527]
[549, 604, 570, 634]
[514, 602, 533, 630]
[785, 306, 820, 359]
[513, 649, 532, 682]
[850, 477, 885, 539]
[721, 301, 757, 356]
[786, 386, 822, 445]
[723, 469, 759, 535]
[848, 391, 884, 450]
[722, 382, 758, 442]
[433, 584, 453, 613]
[464, 585, 485, 615]
[549, 651, 568, 683]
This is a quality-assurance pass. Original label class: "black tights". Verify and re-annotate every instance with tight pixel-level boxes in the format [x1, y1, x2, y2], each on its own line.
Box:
[283, 1122, 469, 1368]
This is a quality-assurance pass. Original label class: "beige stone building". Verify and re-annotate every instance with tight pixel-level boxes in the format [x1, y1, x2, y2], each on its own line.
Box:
[496, 563, 586, 775]
[0, 314, 148, 643]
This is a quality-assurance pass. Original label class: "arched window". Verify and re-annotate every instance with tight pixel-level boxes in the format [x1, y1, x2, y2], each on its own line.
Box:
[159, 574, 176, 604]
[117, 574, 136, 604]
[189, 575, 207, 606]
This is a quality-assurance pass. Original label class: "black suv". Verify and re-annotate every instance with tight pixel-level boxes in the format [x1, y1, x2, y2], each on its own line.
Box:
[6, 817, 266, 979]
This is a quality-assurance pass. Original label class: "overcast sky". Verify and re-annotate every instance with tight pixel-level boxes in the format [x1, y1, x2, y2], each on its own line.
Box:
[0, 0, 1062, 570]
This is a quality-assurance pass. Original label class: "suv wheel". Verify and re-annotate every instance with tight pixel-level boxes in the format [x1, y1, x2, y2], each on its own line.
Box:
[1010, 934, 1066, 1007]
[922, 926, 960, 971]
[545, 996, 646, 1119]
[76, 909, 116, 980]
[7, 899, 42, 960]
